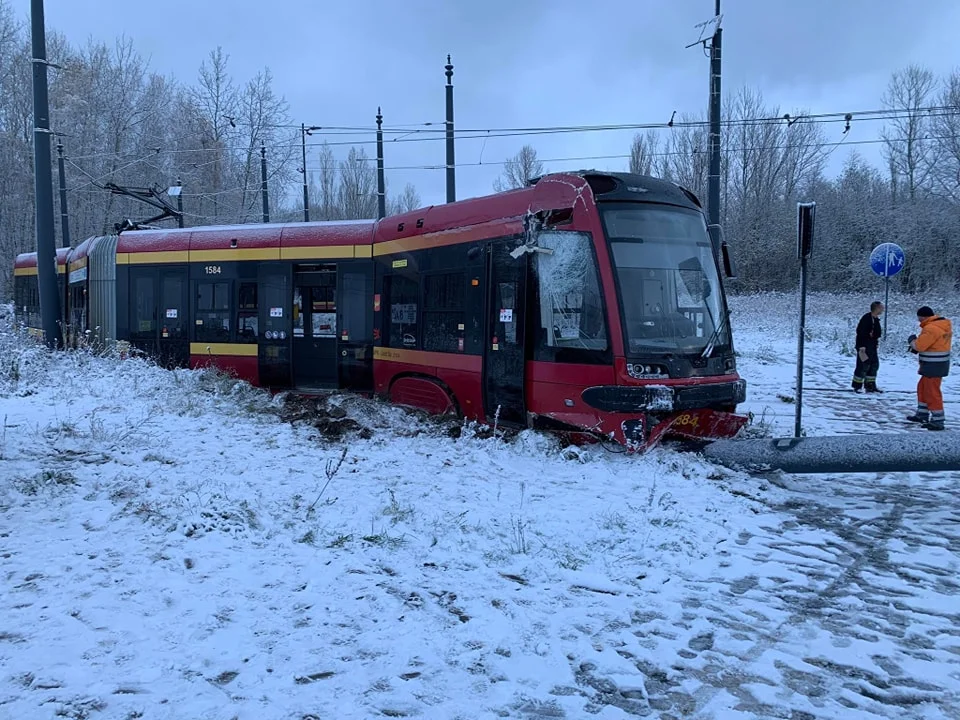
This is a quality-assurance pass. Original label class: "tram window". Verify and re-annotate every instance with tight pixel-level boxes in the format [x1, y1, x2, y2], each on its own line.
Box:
[161, 274, 185, 339]
[237, 282, 258, 341]
[385, 274, 419, 349]
[69, 284, 86, 334]
[341, 272, 372, 341]
[196, 280, 231, 342]
[31, 279, 40, 328]
[532, 231, 607, 353]
[422, 272, 465, 352]
[14, 280, 24, 324]
[311, 286, 337, 338]
[132, 273, 157, 338]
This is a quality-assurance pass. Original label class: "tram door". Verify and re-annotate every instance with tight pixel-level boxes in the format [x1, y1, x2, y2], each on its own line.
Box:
[292, 265, 338, 390]
[483, 241, 527, 425]
[336, 264, 374, 392]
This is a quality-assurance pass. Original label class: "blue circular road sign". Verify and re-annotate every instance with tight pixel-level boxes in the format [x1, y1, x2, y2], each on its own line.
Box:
[870, 242, 905, 278]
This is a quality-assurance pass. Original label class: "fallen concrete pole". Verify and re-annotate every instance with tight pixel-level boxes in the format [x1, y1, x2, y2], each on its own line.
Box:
[701, 431, 960, 474]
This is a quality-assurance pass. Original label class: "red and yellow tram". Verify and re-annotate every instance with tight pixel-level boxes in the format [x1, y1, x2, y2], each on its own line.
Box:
[13, 171, 747, 449]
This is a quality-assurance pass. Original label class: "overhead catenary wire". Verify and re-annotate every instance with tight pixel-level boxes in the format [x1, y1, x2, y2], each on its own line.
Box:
[198, 105, 960, 136]
[56, 105, 960, 163]
[63, 132, 960, 193]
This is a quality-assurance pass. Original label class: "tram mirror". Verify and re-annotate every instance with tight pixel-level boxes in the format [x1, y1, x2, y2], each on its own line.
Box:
[708, 223, 737, 279]
[721, 242, 737, 279]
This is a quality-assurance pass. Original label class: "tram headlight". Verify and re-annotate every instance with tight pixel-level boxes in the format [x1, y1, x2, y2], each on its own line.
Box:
[627, 363, 668, 379]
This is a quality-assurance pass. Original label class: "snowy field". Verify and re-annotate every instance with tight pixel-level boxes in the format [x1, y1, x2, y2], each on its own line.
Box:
[1, 291, 959, 720]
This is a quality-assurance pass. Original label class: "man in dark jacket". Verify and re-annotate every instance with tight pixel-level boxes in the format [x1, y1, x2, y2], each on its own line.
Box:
[852, 301, 884, 393]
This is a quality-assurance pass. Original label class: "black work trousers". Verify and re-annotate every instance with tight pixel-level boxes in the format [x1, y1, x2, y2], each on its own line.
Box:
[852, 346, 880, 389]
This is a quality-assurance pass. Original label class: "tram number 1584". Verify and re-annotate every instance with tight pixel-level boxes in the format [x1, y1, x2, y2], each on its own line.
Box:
[204, 265, 222, 275]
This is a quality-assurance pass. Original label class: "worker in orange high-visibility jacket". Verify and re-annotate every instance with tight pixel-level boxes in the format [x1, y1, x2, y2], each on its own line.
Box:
[906, 305, 952, 431]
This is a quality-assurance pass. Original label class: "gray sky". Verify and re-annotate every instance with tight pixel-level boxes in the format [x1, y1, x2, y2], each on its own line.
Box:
[16, 0, 960, 207]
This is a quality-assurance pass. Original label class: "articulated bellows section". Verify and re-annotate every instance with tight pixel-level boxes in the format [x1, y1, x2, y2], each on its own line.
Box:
[702, 432, 960, 474]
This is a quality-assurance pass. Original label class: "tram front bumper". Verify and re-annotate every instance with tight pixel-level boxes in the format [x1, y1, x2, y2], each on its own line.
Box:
[580, 379, 747, 414]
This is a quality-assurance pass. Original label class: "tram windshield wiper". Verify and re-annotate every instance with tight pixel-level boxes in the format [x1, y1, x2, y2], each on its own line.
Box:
[700, 309, 730, 359]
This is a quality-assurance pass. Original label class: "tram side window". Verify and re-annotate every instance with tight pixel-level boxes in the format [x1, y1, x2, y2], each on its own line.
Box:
[385, 274, 419, 349]
[160, 274, 185, 339]
[69, 283, 86, 333]
[31, 278, 41, 328]
[32, 279, 41, 327]
[341, 272, 372, 341]
[237, 282, 258, 341]
[422, 272, 464, 352]
[13, 279, 25, 325]
[20, 276, 40, 327]
[196, 281, 231, 342]
[532, 231, 608, 356]
[132, 274, 156, 338]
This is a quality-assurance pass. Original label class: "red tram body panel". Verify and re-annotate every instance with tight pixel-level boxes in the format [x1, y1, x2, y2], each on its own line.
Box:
[11, 171, 747, 450]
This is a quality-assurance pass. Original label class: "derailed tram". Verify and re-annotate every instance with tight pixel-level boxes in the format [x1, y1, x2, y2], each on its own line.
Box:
[13, 171, 747, 449]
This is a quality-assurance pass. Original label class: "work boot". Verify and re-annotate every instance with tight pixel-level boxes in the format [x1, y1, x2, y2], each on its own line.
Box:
[852, 381, 864, 393]
[865, 383, 883, 393]
[906, 413, 929, 423]
[923, 420, 945, 431]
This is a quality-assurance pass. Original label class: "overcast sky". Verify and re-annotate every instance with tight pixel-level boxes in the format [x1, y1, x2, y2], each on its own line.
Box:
[14, 0, 960, 207]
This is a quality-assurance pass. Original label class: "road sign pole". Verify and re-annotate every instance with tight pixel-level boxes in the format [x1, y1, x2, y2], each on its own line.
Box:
[796, 202, 816, 439]
[884, 275, 889, 340]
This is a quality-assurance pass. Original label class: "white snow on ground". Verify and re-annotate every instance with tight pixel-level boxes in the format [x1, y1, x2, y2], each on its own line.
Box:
[1, 292, 959, 719]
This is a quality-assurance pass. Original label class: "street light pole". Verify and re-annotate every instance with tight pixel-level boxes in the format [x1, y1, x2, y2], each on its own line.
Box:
[301, 123, 321, 222]
[376, 107, 386, 219]
[444, 55, 456, 203]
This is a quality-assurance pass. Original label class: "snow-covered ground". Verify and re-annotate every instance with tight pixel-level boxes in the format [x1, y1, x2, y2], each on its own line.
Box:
[1, 291, 958, 720]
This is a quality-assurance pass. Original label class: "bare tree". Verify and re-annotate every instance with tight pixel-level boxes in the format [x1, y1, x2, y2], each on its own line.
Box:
[313, 141, 339, 220]
[658, 113, 709, 199]
[493, 144, 544, 191]
[337, 146, 377, 219]
[388, 182, 422, 215]
[881, 65, 936, 202]
[233, 67, 293, 223]
[629, 130, 662, 175]
[190, 47, 239, 222]
[929, 70, 960, 203]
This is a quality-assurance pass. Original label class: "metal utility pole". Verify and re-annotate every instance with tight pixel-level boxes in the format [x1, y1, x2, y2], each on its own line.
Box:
[175, 178, 184, 228]
[795, 202, 816, 439]
[445, 55, 456, 203]
[300, 123, 320, 221]
[376, 107, 386, 219]
[31, 0, 62, 349]
[261, 142, 270, 223]
[56, 138, 70, 249]
[707, 0, 722, 228]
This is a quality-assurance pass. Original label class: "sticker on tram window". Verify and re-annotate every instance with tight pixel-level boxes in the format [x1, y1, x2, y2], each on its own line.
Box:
[373, 294, 381, 311]
[392, 259, 408, 269]
[391, 303, 416, 324]
[270, 307, 283, 317]
[204, 265, 222, 275]
[499, 308, 513, 322]
[166, 308, 178, 319]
